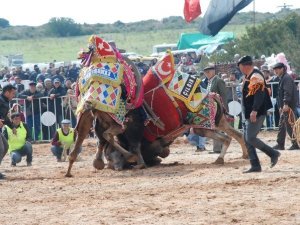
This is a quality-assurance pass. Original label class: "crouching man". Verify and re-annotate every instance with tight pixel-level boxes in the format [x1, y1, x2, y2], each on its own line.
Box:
[51, 119, 81, 162]
[2, 112, 33, 167]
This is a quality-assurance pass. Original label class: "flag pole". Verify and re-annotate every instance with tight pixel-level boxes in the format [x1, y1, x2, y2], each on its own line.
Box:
[253, 0, 256, 28]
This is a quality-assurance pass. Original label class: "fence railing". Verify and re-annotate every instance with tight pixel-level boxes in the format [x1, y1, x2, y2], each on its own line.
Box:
[10, 95, 77, 142]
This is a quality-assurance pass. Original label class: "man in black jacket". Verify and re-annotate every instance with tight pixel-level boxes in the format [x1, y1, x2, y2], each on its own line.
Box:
[238, 56, 281, 173]
[0, 84, 17, 179]
[272, 62, 299, 150]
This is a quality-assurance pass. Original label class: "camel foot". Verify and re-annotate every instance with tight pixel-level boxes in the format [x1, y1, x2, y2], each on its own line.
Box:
[93, 159, 105, 170]
[133, 164, 146, 170]
[126, 154, 138, 163]
[65, 173, 73, 178]
[242, 154, 248, 159]
[214, 157, 224, 165]
[158, 147, 170, 158]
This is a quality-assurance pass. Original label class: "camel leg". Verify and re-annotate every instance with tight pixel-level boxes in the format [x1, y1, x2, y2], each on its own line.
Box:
[131, 142, 146, 169]
[66, 111, 94, 177]
[194, 128, 231, 164]
[102, 125, 138, 163]
[217, 115, 248, 159]
[93, 120, 106, 170]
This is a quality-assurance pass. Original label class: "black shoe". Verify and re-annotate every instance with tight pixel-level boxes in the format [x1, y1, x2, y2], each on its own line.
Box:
[209, 151, 221, 154]
[288, 144, 299, 150]
[0, 172, 5, 179]
[270, 152, 281, 168]
[243, 167, 262, 173]
[27, 162, 32, 167]
[195, 146, 206, 152]
[272, 144, 285, 150]
[11, 162, 16, 167]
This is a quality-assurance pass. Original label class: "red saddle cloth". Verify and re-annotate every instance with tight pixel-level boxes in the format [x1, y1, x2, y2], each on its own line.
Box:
[143, 69, 188, 142]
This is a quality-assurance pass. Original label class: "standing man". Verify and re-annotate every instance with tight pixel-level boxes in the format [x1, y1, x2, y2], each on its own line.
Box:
[0, 84, 17, 179]
[238, 56, 281, 173]
[203, 64, 228, 153]
[272, 62, 299, 150]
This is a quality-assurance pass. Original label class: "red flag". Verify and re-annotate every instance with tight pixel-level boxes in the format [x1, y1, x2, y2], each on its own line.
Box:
[184, 0, 201, 23]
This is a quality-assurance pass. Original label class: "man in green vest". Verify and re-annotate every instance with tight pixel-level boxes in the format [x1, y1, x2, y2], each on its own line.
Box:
[51, 119, 79, 162]
[2, 112, 33, 167]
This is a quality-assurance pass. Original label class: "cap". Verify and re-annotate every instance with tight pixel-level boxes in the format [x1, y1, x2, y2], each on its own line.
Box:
[272, 62, 285, 70]
[61, 119, 71, 124]
[44, 78, 52, 84]
[261, 65, 269, 71]
[203, 63, 215, 71]
[237, 55, 253, 66]
[11, 112, 21, 119]
[54, 78, 61, 83]
[29, 81, 36, 86]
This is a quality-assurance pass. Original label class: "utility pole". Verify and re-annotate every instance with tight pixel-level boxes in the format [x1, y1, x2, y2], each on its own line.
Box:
[278, 3, 293, 10]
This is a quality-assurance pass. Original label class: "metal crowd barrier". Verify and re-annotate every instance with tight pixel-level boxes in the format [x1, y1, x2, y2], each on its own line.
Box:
[10, 95, 77, 142]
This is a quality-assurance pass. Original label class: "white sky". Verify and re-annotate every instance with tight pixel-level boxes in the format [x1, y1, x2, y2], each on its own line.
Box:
[1, 0, 300, 26]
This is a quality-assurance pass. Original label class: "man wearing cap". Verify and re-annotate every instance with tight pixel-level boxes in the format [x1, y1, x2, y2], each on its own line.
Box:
[2, 112, 32, 167]
[0, 84, 17, 179]
[13, 75, 25, 93]
[238, 55, 281, 173]
[272, 62, 299, 150]
[204, 63, 228, 153]
[49, 78, 67, 126]
[19, 81, 43, 141]
[51, 119, 79, 162]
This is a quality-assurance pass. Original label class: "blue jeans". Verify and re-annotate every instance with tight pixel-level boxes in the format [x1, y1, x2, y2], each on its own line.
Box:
[10, 142, 33, 165]
[188, 134, 206, 148]
[27, 114, 41, 141]
[51, 145, 82, 160]
[243, 115, 275, 161]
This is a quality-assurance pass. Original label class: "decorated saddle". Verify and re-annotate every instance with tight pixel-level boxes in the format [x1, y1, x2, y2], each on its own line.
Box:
[76, 35, 143, 125]
[143, 52, 218, 142]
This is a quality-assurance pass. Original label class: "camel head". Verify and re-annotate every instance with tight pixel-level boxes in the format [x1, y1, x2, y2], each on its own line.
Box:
[78, 35, 117, 67]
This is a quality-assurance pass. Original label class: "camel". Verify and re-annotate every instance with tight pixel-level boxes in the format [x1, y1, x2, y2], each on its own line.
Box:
[65, 35, 145, 177]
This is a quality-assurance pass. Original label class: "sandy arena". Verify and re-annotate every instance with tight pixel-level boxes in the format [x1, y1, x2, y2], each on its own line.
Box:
[1, 131, 300, 225]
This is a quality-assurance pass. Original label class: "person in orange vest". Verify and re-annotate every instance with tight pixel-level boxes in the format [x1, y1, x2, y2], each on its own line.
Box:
[2, 112, 32, 167]
[50, 119, 81, 162]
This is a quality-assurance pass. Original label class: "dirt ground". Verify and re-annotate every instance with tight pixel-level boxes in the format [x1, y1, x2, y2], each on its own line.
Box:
[0, 131, 300, 225]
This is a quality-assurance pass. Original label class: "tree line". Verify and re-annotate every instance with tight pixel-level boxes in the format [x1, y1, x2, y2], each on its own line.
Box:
[0, 9, 299, 40]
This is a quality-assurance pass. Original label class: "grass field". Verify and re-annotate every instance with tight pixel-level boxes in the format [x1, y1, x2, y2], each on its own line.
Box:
[0, 25, 246, 64]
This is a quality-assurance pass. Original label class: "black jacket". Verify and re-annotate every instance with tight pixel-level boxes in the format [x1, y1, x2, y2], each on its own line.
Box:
[277, 73, 298, 110]
[0, 94, 13, 128]
[242, 69, 272, 119]
[18, 89, 44, 116]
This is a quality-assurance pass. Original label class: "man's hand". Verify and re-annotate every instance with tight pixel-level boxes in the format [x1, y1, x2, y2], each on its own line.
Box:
[282, 104, 289, 113]
[27, 96, 33, 101]
[250, 111, 257, 123]
[50, 94, 56, 100]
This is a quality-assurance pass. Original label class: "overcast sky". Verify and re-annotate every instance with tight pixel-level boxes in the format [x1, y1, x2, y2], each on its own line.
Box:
[1, 0, 299, 26]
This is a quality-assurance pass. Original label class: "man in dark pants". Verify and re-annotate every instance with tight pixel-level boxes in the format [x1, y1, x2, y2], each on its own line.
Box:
[0, 84, 17, 179]
[203, 64, 228, 153]
[238, 56, 281, 173]
[272, 62, 299, 150]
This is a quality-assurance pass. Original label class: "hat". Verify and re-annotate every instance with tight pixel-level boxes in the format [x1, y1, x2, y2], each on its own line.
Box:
[237, 55, 253, 66]
[261, 65, 269, 71]
[54, 78, 61, 83]
[61, 119, 71, 124]
[29, 81, 36, 86]
[203, 63, 215, 71]
[11, 112, 21, 119]
[272, 62, 285, 69]
[44, 78, 52, 84]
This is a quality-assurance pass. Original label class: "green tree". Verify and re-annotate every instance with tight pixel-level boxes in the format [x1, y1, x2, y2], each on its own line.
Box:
[0, 18, 10, 28]
[47, 17, 81, 37]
